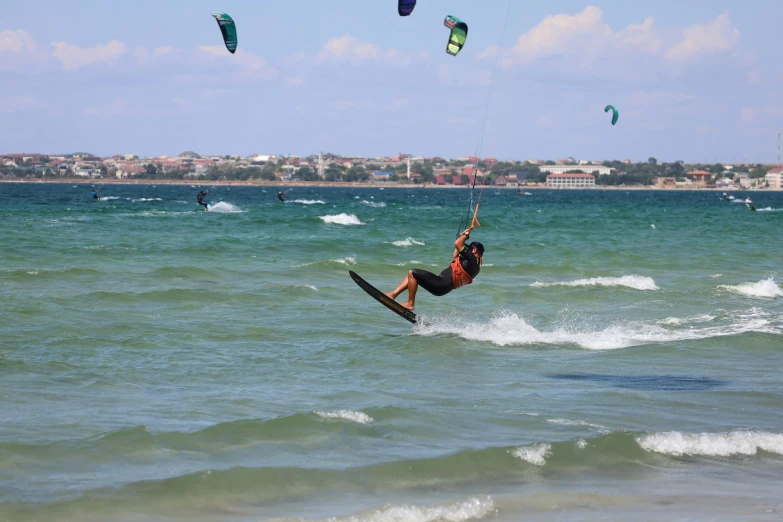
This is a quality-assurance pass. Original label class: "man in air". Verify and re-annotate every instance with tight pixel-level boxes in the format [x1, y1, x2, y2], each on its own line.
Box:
[197, 190, 210, 211]
[385, 225, 484, 311]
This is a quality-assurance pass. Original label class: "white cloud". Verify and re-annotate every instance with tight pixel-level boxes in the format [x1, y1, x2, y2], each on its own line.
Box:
[666, 13, 740, 62]
[197, 46, 278, 79]
[284, 75, 304, 86]
[84, 97, 129, 118]
[0, 29, 37, 53]
[490, 7, 740, 68]
[315, 34, 421, 67]
[0, 96, 46, 113]
[51, 40, 127, 70]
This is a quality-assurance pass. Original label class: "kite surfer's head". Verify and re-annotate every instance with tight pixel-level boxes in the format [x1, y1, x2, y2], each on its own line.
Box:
[469, 242, 484, 264]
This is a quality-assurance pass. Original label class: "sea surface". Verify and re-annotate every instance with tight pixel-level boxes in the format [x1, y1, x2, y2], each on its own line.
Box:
[1, 183, 782, 521]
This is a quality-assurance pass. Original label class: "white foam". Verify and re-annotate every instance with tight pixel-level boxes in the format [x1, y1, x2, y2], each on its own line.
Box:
[333, 257, 356, 265]
[395, 260, 426, 266]
[207, 202, 243, 213]
[523, 192, 532, 195]
[511, 443, 551, 466]
[288, 496, 496, 522]
[757, 207, 783, 212]
[315, 410, 374, 424]
[650, 224, 656, 229]
[637, 431, 783, 457]
[389, 237, 426, 247]
[531, 275, 659, 291]
[418, 310, 778, 350]
[361, 200, 387, 208]
[131, 198, 163, 202]
[719, 277, 782, 299]
[710, 274, 723, 278]
[100, 196, 119, 200]
[546, 418, 610, 433]
[290, 199, 325, 205]
[658, 314, 716, 326]
[297, 285, 318, 291]
[319, 213, 364, 225]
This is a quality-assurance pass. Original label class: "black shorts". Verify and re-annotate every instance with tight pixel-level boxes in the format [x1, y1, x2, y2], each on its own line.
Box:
[412, 268, 453, 297]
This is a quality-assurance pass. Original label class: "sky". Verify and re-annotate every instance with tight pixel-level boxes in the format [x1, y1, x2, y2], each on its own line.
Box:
[1, 0, 781, 163]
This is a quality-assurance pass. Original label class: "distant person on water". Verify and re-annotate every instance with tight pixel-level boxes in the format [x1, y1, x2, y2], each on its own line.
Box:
[91, 189, 100, 201]
[722, 192, 729, 200]
[277, 191, 287, 202]
[197, 190, 210, 211]
[385, 226, 484, 311]
[745, 196, 755, 211]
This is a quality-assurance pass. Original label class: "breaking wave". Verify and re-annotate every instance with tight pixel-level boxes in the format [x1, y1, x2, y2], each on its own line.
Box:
[361, 200, 387, 208]
[389, 237, 426, 247]
[290, 199, 325, 205]
[314, 410, 374, 424]
[718, 277, 782, 299]
[207, 202, 243, 213]
[636, 430, 783, 457]
[319, 213, 364, 225]
[531, 276, 659, 291]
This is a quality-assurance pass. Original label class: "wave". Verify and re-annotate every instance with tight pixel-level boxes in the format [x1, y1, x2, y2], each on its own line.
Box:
[531, 275, 659, 291]
[319, 213, 364, 225]
[757, 207, 783, 212]
[417, 310, 779, 350]
[100, 196, 119, 200]
[290, 199, 325, 205]
[389, 237, 425, 247]
[361, 200, 387, 208]
[636, 430, 783, 457]
[719, 277, 782, 299]
[315, 410, 374, 424]
[296, 284, 318, 291]
[657, 314, 716, 326]
[510, 443, 551, 466]
[268, 496, 496, 522]
[208, 202, 243, 213]
[131, 198, 163, 202]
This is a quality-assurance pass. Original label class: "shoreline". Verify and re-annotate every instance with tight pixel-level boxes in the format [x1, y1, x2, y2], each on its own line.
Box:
[0, 178, 778, 191]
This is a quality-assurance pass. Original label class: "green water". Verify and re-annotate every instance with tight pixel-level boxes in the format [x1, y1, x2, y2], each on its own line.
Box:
[1, 183, 782, 521]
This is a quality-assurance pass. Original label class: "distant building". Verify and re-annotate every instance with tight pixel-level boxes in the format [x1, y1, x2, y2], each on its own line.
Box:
[766, 167, 783, 189]
[547, 173, 595, 189]
[371, 171, 392, 181]
[494, 175, 508, 186]
[687, 170, 712, 186]
[654, 177, 676, 188]
[435, 175, 446, 185]
[452, 175, 463, 185]
[539, 165, 613, 176]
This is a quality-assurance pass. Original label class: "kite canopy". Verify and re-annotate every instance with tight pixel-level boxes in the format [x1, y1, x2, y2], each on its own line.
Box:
[398, 0, 416, 16]
[211, 13, 237, 54]
[444, 15, 468, 56]
[605, 105, 619, 125]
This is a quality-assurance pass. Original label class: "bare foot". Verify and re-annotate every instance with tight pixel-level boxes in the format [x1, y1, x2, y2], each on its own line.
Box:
[384, 292, 396, 301]
[399, 301, 415, 311]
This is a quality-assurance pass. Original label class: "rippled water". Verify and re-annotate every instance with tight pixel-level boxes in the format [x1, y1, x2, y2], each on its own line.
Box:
[1, 183, 782, 521]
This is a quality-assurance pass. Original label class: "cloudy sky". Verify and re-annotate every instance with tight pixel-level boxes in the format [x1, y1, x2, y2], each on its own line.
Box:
[1, 0, 781, 162]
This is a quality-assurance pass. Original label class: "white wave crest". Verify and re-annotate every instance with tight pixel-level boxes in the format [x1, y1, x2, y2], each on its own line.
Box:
[290, 199, 325, 205]
[658, 314, 716, 326]
[333, 257, 356, 265]
[531, 276, 659, 291]
[319, 213, 364, 225]
[207, 202, 243, 213]
[132, 198, 163, 202]
[389, 237, 426, 247]
[315, 410, 374, 424]
[757, 207, 783, 212]
[281, 496, 495, 522]
[719, 277, 782, 299]
[100, 196, 119, 200]
[511, 443, 551, 466]
[297, 285, 318, 291]
[395, 260, 427, 266]
[637, 431, 783, 457]
[418, 311, 778, 351]
[546, 418, 610, 433]
[361, 200, 387, 208]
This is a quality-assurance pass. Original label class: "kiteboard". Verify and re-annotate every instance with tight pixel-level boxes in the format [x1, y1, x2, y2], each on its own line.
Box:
[349, 271, 421, 325]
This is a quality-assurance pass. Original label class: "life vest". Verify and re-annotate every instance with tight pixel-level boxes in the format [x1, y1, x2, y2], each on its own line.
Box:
[450, 256, 473, 289]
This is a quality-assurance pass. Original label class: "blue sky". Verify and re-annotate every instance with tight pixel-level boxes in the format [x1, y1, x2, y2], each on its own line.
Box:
[1, 1, 781, 162]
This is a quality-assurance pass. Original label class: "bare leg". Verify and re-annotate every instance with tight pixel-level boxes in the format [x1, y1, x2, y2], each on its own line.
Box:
[386, 270, 418, 310]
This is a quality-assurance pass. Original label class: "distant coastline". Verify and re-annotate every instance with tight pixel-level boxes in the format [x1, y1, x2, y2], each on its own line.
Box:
[0, 178, 779, 191]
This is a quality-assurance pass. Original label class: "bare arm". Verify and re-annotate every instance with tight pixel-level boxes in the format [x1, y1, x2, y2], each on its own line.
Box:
[452, 226, 474, 259]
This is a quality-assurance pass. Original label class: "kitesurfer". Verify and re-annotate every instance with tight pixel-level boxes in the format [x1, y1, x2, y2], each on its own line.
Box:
[745, 196, 754, 210]
[277, 191, 287, 202]
[385, 226, 484, 311]
[91, 189, 100, 201]
[197, 190, 210, 211]
[723, 192, 730, 200]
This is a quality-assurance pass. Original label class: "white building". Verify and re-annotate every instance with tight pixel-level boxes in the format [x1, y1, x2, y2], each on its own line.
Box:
[547, 173, 595, 188]
[766, 168, 783, 189]
[539, 164, 614, 176]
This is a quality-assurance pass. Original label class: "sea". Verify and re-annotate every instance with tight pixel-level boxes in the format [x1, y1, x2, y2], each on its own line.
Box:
[1, 182, 782, 522]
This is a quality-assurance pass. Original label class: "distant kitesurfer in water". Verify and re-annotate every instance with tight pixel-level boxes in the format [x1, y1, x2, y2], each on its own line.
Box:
[91, 189, 100, 201]
[722, 192, 730, 200]
[385, 226, 484, 311]
[277, 191, 287, 202]
[745, 196, 755, 211]
[197, 190, 210, 211]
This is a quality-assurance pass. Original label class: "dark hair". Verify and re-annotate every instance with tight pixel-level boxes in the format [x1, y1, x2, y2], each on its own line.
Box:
[469, 242, 485, 255]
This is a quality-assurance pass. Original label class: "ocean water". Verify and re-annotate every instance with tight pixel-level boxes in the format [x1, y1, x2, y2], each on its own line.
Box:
[1, 183, 782, 521]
